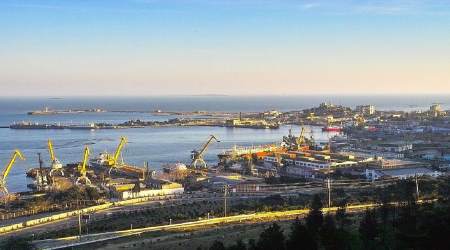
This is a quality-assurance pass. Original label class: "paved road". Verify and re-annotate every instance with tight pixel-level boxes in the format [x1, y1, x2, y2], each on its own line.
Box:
[0, 189, 321, 239]
[33, 203, 380, 249]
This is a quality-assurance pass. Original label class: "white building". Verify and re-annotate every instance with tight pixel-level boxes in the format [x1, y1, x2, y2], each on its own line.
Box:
[284, 166, 318, 179]
[294, 159, 358, 170]
[373, 143, 412, 153]
[365, 167, 442, 181]
[356, 105, 375, 115]
[121, 187, 184, 200]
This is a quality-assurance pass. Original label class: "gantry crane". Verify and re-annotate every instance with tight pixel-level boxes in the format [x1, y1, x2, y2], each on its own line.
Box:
[0, 150, 25, 195]
[76, 146, 91, 185]
[48, 139, 64, 176]
[191, 135, 220, 169]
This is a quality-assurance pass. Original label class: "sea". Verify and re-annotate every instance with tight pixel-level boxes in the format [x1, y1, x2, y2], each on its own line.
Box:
[0, 95, 449, 193]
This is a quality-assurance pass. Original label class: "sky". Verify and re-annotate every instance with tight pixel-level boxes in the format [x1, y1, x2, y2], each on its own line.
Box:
[0, 0, 449, 96]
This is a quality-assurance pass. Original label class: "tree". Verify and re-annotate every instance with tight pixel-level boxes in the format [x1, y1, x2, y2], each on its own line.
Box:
[84, 186, 100, 201]
[286, 218, 317, 250]
[335, 206, 350, 230]
[437, 178, 450, 201]
[320, 214, 337, 250]
[257, 223, 285, 250]
[306, 194, 323, 233]
[359, 209, 379, 250]
[0, 236, 34, 250]
[392, 180, 416, 204]
[209, 240, 226, 250]
[248, 239, 258, 250]
[228, 239, 247, 250]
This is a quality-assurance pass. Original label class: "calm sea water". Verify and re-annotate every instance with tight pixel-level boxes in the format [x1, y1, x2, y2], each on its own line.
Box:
[0, 95, 449, 192]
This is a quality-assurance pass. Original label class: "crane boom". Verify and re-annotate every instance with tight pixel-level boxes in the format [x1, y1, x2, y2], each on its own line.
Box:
[198, 135, 219, 157]
[48, 139, 56, 161]
[297, 127, 305, 145]
[2, 150, 25, 181]
[113, 137, 127, 164]
[76, 146, 92, 185]
[79, 146, 90, 175]
[191, 135, 220, 168]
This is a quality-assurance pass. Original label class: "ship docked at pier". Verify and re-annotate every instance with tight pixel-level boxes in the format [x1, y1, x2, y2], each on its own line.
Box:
[9, 121, 120, 130]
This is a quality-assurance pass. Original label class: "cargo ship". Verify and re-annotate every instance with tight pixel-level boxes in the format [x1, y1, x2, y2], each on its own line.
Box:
[27, 107, 106, 115]
[10, 121, 120, 130]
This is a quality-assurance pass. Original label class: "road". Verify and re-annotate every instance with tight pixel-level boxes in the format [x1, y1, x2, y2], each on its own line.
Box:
[33, 203, 380, 249]
[0, 188, 320, 239]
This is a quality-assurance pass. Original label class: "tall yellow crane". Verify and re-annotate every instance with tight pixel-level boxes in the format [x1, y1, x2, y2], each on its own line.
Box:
[48, 139, 64, 176]
[296, 127, 306, 146]
[76, 146, 91, 185]
[0, 150, 25, 195]
[191, 135, 220, 169]
[104, 137, 127, 174]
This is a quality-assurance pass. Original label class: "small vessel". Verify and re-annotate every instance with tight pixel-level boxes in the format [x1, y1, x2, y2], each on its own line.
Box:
[322, 126, 343, 132]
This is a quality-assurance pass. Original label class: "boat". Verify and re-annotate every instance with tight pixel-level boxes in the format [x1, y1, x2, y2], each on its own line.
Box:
[322, 126, 343, 132]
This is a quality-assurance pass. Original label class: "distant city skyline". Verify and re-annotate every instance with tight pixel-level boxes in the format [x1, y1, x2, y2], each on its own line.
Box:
[1, 0, 449, 96]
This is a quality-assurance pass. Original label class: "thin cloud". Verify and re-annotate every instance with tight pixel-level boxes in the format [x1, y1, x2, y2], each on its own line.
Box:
[297, 0, 450, 16]
[300, 2, 321, 10]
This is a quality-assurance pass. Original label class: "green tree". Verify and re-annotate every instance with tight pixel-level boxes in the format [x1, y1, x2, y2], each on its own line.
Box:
[437, 178, 450, 201]
[228, 239, 247, 250]
[84, 186, 100, 201]
[257, 223, 285, 250]
[306, 194, 323, 233]
[0, 236, 34, 250]
[209, 240, 226, 250]
[359, 209, 379, 250]
[320, 214, 337, 250]
[248, 239, 258, 250]
[286, 218, 317, 250]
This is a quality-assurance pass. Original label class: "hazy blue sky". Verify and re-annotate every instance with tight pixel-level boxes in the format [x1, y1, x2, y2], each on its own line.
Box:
[1, 0, 449, 96]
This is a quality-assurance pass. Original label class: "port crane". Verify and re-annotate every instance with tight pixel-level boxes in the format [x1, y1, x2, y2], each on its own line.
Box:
[0, 150, 25, 195]
[48, 139, 64, 176]
[191, 135, 220, 169]
[103, 137, 127, 174]
[76, 146, 91, 185]
[296, 127, 306, 147]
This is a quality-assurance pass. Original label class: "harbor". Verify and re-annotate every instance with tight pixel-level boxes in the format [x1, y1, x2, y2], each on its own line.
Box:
[2, 0, 450, 247]
[0, 97, 449, 249]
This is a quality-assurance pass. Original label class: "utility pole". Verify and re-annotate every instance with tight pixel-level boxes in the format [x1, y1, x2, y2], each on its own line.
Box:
[224, 185, 228, 217]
